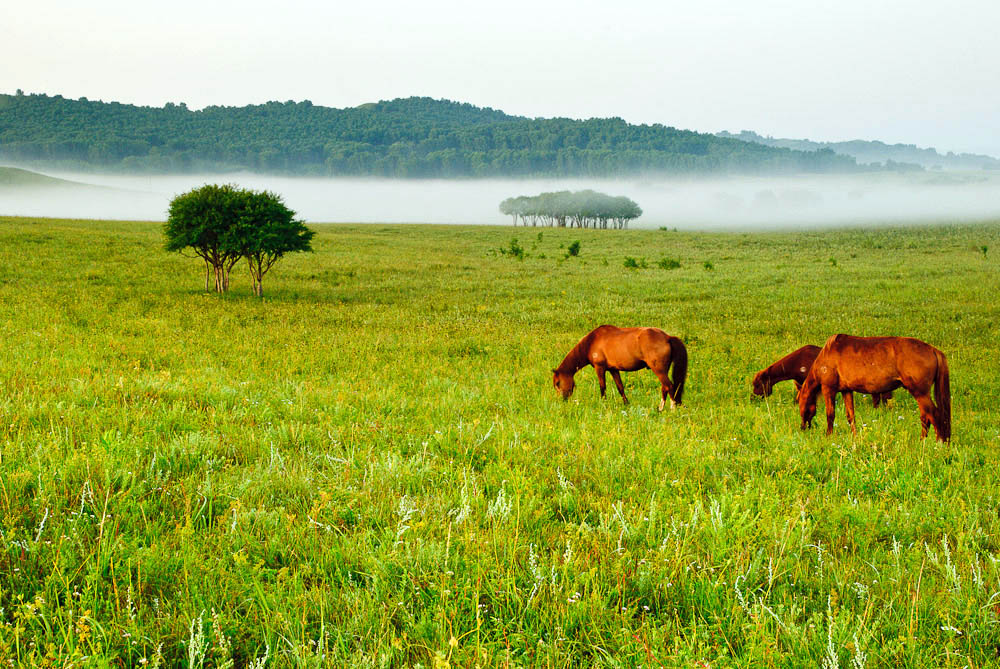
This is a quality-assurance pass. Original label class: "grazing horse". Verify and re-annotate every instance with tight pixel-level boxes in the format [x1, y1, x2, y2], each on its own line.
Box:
[799, 334, 950, 441]
[552, 325, 687, 410]
[752, 344, 892, 406]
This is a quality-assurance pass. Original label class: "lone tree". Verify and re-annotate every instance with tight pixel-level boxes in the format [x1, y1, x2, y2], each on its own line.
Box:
[165, 184, 313, 295]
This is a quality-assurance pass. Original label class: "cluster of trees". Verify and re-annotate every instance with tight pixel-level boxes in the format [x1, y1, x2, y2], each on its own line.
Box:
[164, 184, 314, 296]
[499, 190, 642, 228]
[0, 92, 861, 177]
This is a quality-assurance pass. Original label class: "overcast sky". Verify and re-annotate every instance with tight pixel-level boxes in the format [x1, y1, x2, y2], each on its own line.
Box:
[4, 0, 1000, 156]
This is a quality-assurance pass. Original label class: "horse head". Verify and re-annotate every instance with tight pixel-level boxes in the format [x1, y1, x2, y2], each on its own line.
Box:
[552, 369, 576, 400]
[751, 371, 773, 397]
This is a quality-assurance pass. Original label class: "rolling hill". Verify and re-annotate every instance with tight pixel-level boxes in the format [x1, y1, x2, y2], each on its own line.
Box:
[0, 92, 858, 177]
[717, 130, 1000, 171]
[0, 165, 91, 188]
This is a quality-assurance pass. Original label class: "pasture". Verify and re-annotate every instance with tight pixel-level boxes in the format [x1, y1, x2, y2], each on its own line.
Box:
[1, 216, 999, 667]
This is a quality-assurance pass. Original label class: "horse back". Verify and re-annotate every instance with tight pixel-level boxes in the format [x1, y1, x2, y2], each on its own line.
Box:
[590, 325, 670, 370]
[817, 334, 938, 393]
[782, 345, 821, 382]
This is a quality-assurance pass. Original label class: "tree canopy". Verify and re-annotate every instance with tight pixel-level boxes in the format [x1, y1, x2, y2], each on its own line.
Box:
[164, 184, 313, 295]
[500, 190, 642, 228]
[0, 93, 861, 177]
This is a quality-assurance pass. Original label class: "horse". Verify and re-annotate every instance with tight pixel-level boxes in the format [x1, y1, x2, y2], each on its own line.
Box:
[552, 325, 687, 411]
[752, 344, 892, 407]
[798, 334, 950, 441]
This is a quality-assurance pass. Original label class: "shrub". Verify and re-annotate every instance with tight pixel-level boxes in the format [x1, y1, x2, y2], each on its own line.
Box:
[657, 258, 681, 270]
[566, 241, 581, 257]
[499, 238, 525, 260]
[624, 256, 648, 269]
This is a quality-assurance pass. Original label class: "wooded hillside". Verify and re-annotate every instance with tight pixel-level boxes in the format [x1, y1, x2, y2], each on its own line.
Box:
[1, 92, 859, 177]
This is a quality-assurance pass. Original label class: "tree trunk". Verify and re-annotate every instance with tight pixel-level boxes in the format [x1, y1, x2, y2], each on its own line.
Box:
[247, 255, 265, 298]
[223, 256, 239, 292]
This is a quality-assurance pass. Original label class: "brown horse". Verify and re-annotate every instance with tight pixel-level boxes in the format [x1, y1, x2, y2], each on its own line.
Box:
[799, 334, 950, 441]
[553, 325, 687, 410]
[753, 344, 892, 406]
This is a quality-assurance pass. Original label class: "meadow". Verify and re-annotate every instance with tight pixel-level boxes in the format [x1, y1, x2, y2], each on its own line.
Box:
[0, 216, 999, 667]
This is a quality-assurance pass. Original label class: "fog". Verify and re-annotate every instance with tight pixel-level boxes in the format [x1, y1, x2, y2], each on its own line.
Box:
[3, 168, 1000, 229]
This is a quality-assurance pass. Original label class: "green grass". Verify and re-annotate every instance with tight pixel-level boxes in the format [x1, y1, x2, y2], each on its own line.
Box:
[1, 216, 999, 667]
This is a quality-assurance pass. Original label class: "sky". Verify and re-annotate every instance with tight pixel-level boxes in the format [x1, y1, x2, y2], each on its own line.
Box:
[4, 0, 1000, 157]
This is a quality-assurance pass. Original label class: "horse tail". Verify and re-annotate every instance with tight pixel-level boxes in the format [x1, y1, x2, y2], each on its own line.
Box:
[934, 348, 951, 441]
[668, 336, 688, 405]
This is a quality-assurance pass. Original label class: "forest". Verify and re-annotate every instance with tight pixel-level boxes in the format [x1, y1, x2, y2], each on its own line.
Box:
[0, 91, 861, 177]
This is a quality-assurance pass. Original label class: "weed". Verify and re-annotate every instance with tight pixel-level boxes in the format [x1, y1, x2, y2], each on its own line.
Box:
[624, 256, 648, 269]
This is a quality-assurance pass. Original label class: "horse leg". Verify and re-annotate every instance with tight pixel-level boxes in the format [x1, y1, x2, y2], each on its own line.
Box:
[912, 392, 942, 441]
[610, 369, 629, 405]
[822, 385, 837, 435]
[651, 368, 674, 411]
[843, 391, 856, 435]
[595, 364, 608, 399]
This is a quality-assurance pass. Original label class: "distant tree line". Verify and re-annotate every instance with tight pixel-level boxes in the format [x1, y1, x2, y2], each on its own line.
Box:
[716, 130, 1000, 171]
[0, 92, 862, 177]
[500, 190, 642, 228]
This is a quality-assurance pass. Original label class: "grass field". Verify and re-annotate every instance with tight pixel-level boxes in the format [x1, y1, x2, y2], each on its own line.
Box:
[1, 216, 999, 667]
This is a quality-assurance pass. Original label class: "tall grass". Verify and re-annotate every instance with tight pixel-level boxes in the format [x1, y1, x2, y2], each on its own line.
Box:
[0, 216, 999, 666]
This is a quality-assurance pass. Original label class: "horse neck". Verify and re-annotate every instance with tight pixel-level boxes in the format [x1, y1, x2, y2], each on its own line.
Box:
[557, 334, 592, 375]
[765, 360, 787, 382]
[766, 355, 799, 383]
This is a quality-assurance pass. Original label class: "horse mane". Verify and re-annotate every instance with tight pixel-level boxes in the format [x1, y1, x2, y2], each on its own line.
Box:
[556, 329, 596, 374]
[763, 357, 788, 380]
